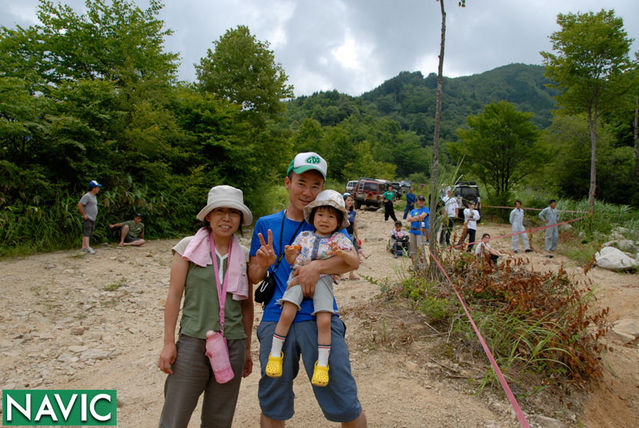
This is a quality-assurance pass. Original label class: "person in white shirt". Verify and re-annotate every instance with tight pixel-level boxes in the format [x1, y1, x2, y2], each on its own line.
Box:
[440, 189, 459, 245]
[509, 200, 532, 253]
[458, 201, 480, 252]
[475, 233, 503, 264]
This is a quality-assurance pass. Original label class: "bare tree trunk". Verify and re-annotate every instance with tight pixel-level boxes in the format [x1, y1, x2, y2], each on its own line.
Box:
[634, 96, 638, 181]
[427, 0, 446, 276]
[587, 105, 598, 214]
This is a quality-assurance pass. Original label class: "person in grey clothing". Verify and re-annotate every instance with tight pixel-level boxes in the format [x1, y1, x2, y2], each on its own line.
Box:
[538, 200, 560, 254]
[77, 180, 102, 254]
[509, 200, 532, 253]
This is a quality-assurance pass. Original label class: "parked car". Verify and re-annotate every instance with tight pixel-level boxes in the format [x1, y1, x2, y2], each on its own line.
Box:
[345, 180, 358, 194]
[353, 178, 386, 209]
[441, 182, 481, 220]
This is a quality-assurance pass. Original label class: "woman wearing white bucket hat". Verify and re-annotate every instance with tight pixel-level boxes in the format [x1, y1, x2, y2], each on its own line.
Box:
[158, 185, 254, 427]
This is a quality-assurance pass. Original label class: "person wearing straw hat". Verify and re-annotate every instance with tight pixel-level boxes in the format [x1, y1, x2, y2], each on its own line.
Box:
[158, 185, 254, 428]
[264, 189, 358, 388]
[249, 152, 367, 427]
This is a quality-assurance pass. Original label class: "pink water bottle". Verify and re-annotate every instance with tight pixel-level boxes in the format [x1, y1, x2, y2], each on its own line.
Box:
[205, 330, 235, 383]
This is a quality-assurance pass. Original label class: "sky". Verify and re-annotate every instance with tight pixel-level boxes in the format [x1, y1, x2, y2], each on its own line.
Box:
[1, 0, 638, 97]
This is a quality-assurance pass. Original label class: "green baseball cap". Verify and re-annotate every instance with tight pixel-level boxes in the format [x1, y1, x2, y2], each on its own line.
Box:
[287, 152, 327, 179]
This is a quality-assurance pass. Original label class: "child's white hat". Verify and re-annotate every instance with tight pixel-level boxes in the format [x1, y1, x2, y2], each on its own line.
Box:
[303, 190, 350, 230]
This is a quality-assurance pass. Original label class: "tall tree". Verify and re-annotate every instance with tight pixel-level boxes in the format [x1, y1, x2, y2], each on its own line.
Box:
[450, 101, 542, 202]
[196, 25, 294, 124]
[541, 9, 636, 212]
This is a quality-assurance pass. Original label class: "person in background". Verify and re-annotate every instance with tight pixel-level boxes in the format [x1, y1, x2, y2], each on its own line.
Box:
[440, 189, 459, 246]
[539, 199, 560, 257]
[406, 195, 429, 264]
[458, 201, 480, 252]
[77, 180, 102, 254]
[109, 213, 145, 247]
[343, 193, 361, 280]
[509, 200, 532, 254]
[475, 233, 503, 265]
[382, 185, 398, 223]
[403, 186, 416, 220]
[390, 221, 409, 258]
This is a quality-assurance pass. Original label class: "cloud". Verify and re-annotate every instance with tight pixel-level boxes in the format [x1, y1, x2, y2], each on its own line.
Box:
[1, 0, 638, 96]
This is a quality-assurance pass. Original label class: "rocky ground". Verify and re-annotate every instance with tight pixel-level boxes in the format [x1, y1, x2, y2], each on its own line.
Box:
[1, 209, 638, 427]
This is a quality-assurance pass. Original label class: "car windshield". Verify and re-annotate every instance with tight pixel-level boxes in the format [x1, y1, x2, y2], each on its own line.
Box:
[457, 186, 479, 201]
[363, 182, 377, 192]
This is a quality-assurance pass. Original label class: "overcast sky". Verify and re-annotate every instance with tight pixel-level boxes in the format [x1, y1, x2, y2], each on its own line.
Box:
[2, 0, 638, 96]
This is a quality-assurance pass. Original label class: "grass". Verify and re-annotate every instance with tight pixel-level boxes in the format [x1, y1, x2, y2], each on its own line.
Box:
[103, 279, 127, 292]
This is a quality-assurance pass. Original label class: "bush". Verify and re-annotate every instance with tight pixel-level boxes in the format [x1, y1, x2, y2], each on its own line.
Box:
[407, 250, 610, 387]
[445, 253, 609, 383]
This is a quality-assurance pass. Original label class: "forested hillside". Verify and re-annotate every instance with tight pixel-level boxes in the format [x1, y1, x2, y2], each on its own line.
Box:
[287, 64, 556, 144]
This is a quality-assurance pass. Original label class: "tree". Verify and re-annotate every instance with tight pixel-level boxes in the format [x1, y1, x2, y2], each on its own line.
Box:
[541, 9, 637, 213]
[196, 25, 294, 123]
[450, 101, 542, 202]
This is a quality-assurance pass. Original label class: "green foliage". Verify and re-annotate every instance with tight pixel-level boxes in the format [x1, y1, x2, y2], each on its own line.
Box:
[196, 25, 294, 123]
[540, 114, 638, 206]
[449, 101, 545, 200]
[541, 9, 638, 210]
[0, 2, 288, 255]
[541, 10, 635, 117]
[401, 276, 451, 323]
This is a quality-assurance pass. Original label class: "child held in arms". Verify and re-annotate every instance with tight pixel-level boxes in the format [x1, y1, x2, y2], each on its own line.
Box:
[265, 190, 359, 387]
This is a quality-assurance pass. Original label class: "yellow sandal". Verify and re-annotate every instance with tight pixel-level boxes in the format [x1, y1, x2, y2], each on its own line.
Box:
[265, 352, 284, 378]
[312, 361, 329, 387]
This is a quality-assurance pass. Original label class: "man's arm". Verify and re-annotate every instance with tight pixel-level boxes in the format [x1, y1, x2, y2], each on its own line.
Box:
[248, 229, 276, 284]
[509, 210, 515, 225]
[77, 201, 88, 220]
[293, 255, 359, 297]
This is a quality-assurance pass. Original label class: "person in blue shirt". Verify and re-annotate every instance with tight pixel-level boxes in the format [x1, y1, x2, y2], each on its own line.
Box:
[403, 186, 416, 220]
[248, 152, 367, 427]
[405, 195, 429, 263]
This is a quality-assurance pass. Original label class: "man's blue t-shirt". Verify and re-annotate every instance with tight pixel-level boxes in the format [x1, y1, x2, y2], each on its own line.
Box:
[250, 210, 340, 323]
[409, 207, 429, 235]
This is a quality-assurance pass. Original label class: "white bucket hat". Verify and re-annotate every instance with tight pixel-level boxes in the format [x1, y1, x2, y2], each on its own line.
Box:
[196, 185, 253, 225]
[303, 189, 350, 230]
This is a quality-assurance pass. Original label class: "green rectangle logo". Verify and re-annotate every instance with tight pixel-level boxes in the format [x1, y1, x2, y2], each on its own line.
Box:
[2, 390, 116, 426]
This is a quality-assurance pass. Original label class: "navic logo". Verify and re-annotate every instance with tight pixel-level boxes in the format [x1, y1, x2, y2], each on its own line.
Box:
[305, 155, 320, 164]
[2, 390, 117, 426]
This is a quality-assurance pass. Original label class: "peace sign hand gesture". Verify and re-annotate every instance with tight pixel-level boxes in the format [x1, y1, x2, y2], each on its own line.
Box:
[255, 229, 277, 269]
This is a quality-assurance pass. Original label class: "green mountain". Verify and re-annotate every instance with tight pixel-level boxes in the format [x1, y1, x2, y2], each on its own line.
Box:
[287, 63, 557, 143]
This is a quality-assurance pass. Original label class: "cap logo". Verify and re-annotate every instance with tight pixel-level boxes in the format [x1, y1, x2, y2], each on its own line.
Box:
[306, 155, 320, 165]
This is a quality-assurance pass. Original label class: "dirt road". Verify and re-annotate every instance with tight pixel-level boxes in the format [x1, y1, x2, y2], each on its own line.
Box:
[1, 210, 637, 427]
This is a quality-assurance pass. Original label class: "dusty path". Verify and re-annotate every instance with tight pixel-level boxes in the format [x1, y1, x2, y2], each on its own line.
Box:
[0, 209, 637, 427]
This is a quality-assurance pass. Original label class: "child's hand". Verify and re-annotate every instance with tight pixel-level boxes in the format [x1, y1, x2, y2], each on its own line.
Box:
[284, 244, 300, 259]
[328, 241, 347, 258]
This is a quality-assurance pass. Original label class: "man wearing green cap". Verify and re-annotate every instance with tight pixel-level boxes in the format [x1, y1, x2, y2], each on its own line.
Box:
[249, 152, 367, 427]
